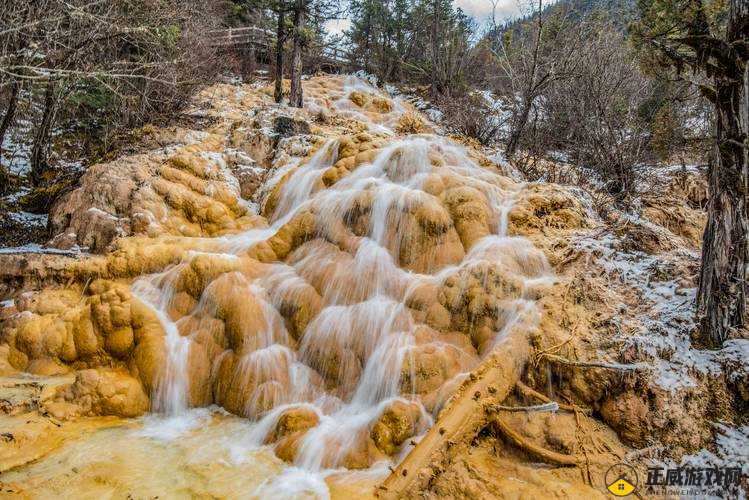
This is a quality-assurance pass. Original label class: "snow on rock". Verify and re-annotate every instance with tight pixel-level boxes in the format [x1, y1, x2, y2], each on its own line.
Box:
[567, 215, 749, 393]
[6, 211, 49, 228]
[651, 423, 749, 499]
[0, 243, 88, 255]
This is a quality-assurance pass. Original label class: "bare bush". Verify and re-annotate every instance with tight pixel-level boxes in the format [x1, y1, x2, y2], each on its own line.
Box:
[540, 20, 654, 202]
[488, 0, 587, 158]
[511, 154, 579, 185]
[0, 0, 225, 183]
[482, 10, 681, 204]
[437, 91, 505, 146]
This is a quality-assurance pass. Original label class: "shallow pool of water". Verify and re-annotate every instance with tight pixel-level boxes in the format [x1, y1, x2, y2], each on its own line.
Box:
[3, 408, 380, 499]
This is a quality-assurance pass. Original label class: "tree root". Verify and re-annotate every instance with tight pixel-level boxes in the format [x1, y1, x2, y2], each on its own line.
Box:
[490, 416, 580, 467]
[539, 353, 648, 372]
[531, 318, 579, 368]
[515, 381, 591, 415]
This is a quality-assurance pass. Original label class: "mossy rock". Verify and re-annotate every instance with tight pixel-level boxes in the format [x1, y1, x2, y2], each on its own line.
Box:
[19, 177, 75, 214]
[273, 116, 311, 138]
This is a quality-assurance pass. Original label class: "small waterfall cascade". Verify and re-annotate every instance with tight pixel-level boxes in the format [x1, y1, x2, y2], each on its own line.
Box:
[132, 75, 554, 481]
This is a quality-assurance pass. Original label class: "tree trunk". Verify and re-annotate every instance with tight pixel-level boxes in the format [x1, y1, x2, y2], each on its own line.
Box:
[505, 0, 543, 159]
[30, 79, 58, 186]
[696, 0, 749, 346]
[2, 9, 29, 168]
[274, 5, 285, 104]
[430, 0, 439, 99]
[0, 79, 21, 173]
[505, 94, 533, 158]
[363, 9, 371, 74]
[289, 0, 305, 108]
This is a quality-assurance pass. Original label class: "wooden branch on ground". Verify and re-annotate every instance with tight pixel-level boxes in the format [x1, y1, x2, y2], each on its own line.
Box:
[515, 381, 591, 415]
[539, 353, 648, 372]
[490, 416, 580, 467]
[487, 402, 560, 413]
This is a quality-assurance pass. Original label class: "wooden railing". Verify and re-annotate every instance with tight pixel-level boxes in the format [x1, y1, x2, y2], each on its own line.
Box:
[209, 26, 349, 68]
[208, 26, 273, 47]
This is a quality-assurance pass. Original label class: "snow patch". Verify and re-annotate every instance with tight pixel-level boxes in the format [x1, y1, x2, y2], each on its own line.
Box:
[6, 211, 48, 227]
[0, 243, 88, 255]
[570, 228, 749, 392]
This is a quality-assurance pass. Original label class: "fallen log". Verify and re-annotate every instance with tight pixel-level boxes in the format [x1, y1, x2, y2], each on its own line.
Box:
[376, 325, 530, 498]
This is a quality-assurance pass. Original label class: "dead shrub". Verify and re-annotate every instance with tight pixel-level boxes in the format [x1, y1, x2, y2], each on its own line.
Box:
[395, 113, 426, 135]
[437, 92, 505, 146]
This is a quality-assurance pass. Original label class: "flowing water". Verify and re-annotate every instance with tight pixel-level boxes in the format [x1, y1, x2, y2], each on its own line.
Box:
[8, 76, 555, 498]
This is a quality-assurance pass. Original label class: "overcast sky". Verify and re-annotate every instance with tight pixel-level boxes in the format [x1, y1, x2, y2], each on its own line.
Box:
[455, 0, 523, 23]
[326, 0, 557, 36]
[458, 0, 560, 23]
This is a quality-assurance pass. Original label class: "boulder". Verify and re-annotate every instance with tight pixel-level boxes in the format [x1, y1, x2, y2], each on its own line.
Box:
[370, 399, 422, 455]
[47, 368, 149, 419]
[274, 116, 311, 138]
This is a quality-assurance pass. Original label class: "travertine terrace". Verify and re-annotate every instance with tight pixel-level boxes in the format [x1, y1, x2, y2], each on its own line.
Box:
[0, 75, 745, 498]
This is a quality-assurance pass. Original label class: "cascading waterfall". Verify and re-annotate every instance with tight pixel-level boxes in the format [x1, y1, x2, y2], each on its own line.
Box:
[131, 77, 555, 490]
[132, 265, 191, 415]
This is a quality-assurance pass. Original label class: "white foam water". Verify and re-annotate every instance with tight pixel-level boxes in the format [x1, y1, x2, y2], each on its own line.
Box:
[130, 77, 554, 496]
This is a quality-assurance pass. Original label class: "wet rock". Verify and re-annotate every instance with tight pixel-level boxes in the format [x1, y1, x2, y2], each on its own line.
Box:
[273, 116, 311, 138]
[349, 91, 368, 107]
[47, 138, 262, 253]
[267, 406, 320, 444]
[370, 399, 422, 455]
[338, 428, 389, 469]
[230, 128, 276, 168]
[0, 344, 15, 376]
[25, 357, 71, 376]
[225, 153, 265, 200]
[47, 368, 149, 419]
[395, 113, 427, 135]
[441, 186, 493, 250]
[401, 341, 474, 405]
[47, 154, 147, 252]
[509, 184, 592, 236]
[274, 431, 307, 463]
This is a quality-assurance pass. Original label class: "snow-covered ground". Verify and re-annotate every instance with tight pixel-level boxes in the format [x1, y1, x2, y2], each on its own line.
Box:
[570, 229, 749, 393]
[1, 116, 33, 177]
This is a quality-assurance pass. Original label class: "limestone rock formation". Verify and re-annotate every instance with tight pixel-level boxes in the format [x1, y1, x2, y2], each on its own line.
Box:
[0, 74, 744, 499]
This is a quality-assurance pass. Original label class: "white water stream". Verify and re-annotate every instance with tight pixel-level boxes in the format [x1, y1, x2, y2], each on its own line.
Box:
[130, 76, 554, 496]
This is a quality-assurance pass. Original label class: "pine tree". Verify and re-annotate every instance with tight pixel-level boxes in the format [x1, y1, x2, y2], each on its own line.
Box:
[634, 0, 749, 346]
[345, 0, 472, 87]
